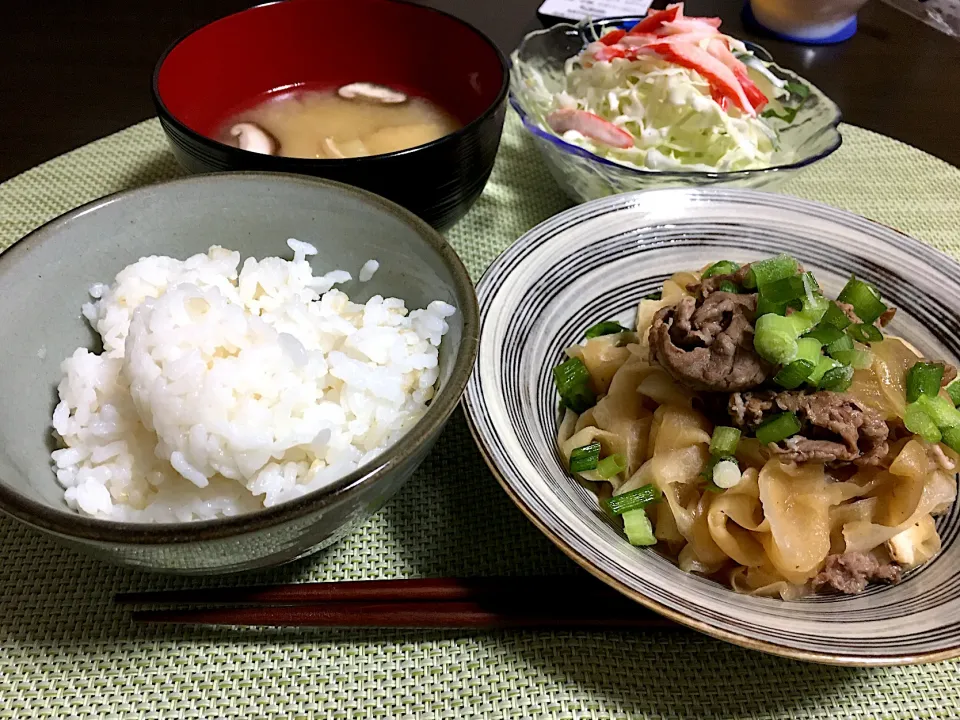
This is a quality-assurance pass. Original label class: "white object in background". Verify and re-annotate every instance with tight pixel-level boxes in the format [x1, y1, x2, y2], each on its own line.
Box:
[748, 0, 869, 42]
[537, 0, 654, 21]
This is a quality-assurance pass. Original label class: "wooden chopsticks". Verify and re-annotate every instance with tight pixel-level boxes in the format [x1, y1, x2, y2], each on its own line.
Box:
[117, 576, 675, 630]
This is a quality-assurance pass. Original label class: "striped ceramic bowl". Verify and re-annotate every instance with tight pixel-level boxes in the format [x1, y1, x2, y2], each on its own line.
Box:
[462, 188, 960, 666]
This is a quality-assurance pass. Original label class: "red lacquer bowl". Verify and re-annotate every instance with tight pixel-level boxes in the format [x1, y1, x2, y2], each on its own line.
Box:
[153, 0, 509, 230]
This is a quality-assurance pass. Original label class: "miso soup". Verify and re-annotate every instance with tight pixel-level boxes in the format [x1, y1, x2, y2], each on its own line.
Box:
[216, 86, 462, 159]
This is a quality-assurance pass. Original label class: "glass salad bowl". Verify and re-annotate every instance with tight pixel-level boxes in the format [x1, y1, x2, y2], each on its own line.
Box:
[510, 17, 843, 204]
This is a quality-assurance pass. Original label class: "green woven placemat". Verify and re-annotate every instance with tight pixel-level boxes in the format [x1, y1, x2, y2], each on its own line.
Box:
[1, 113, 960, 719]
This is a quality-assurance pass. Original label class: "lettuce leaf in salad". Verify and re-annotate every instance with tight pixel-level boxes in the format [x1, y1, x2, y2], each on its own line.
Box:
[761, 81, 811, 124]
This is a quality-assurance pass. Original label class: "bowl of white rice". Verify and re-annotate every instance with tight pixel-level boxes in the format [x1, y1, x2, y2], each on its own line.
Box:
[0, 172, 478, 574]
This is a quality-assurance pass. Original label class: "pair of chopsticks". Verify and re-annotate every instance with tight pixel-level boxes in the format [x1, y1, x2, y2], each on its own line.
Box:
[117, 576, 674, 630]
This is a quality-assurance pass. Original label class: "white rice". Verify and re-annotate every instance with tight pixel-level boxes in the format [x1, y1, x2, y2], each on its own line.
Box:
[50, 240, 455, 522]
[359, 259, 379, 282]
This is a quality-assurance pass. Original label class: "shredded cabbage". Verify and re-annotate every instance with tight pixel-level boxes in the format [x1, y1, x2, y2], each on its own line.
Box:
[521, 36, 790, 172]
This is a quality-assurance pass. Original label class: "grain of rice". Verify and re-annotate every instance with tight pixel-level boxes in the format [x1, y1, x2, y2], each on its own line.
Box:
[359, 259, 379, 282]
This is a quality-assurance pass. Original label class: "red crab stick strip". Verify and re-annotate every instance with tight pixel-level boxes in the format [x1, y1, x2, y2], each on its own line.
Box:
[627, 4, 682, 34]
[656, 17, 722, 34]
[706, 39, 768, 111]
[591, 44, 655, 62]
[647, 41, 756, 115]
[598, 28, 626, 45]
[592, 45, 629, 62]
[545, 109, 635, 149]
[620, 33, 659, 46]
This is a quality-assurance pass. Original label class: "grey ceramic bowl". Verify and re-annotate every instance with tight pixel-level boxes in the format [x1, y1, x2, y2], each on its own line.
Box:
[0, 172, 478, 574]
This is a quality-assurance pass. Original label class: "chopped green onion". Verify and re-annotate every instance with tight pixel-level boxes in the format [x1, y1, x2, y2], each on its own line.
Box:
[847, 323, 884, 344]
[818, 364, 855, 392]
[775, 336, 824, 388]
[904, 403, 942, 444]
[761, 272, 819, 307]
[755, 411, 802, 446]
[700, 455, 718, 479]
[570, 442, 601, 473]
[712, 459, 742, 489]
[702, 260, 741, 279]
[794, 293, 830, 332]
[801, 272, 821, 298]
[584, 321, 628, 339]
[754, 314, 800, 364]
[622, 508, 657, 546]
[915, 395, 960, 429]
[606, 483, 661, 515]
[946, 379, 960, 407]
[818, 302, 852, 331]
[760, 292, 825, 348]
[825, 333, 855, 357]
[761, 275, 806, 303]
[837, 276, 887, 325]
[756, 293, 831, 366]
[718, 280, 739, 294]
[644, 291, 662, 301]
[709, 426, 741, 457]
[597, 453, 627, 479]
[808, 356, 841, 386]
[553, 357, 596, 413]
[743, 254, 799, 290]
[804, 325, 844, 345]
[774, 359, 815, 389]
[756, 296, 788, 316]
[831, 349, 872, 369]
[753, 314, 797, 365]
[906, 362, 945, 403]
[795, 336, 824, 361]
[699, 456, 724, 493]
[941, 426, 960, 453]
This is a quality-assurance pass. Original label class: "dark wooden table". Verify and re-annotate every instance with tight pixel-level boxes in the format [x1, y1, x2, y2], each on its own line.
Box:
[2, 0, 958, 183]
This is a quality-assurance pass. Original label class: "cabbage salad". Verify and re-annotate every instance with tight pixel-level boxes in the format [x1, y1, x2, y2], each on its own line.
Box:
[528, 3, 804, 172]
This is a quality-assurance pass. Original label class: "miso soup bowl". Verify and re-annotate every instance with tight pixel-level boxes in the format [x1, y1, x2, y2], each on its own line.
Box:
[153, 0, 509, 231]
[0, 173, 478, 574]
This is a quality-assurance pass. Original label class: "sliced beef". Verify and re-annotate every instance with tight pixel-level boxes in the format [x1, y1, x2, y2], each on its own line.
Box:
[727, 390, 889, 465]
[943, 364, 958, 387]
[812, 552, 901, 594]
[836, 300, 897, 328]
[650, 292, 773, 392]
[836, 301, 860, 326]
[877, 306, 897, 328]
[887, 417, 913, 443]
[688, 264, 753, 299]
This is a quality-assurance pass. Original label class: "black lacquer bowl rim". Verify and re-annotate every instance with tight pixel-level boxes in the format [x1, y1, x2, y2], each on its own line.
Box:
[151, 0, 510, 171]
